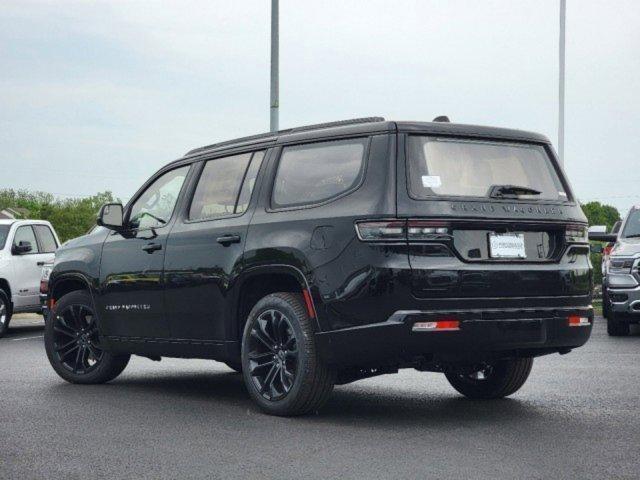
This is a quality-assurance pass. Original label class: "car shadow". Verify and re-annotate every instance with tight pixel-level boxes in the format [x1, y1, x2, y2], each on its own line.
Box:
[2, 324, 44, 339]
[49, 367, 546, 429]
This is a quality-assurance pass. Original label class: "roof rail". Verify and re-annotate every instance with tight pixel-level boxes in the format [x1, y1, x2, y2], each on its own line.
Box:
[185, 117, 385, 156]
[288, 117, 385, 133]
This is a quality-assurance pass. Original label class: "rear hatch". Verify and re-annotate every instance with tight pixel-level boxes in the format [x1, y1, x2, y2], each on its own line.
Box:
[397, 132, 590, 300]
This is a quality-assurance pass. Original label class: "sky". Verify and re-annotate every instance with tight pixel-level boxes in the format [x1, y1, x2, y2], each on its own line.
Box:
[1, 0, 639, 213]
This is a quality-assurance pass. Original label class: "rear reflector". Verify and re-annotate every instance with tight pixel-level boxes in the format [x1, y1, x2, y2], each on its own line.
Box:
[568, 315, 590, 327]
[302, 289, 316, 319]
[412, 320, 460, 332]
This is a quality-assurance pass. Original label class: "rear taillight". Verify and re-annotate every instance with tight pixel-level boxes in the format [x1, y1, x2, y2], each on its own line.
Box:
[40, 265, 52, 294]
[406, 220, 450, 240]
[355, 220, 450, 242]
[355, 221, 406, 241]
[565, 225, 588, 243]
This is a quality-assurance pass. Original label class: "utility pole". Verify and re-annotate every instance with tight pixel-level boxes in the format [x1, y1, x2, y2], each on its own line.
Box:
[270, 0, 279, 132]
[558, 0, 566, 167]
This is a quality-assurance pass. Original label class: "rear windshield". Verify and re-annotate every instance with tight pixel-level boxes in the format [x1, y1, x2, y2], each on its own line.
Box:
[407, 137, 567, 201]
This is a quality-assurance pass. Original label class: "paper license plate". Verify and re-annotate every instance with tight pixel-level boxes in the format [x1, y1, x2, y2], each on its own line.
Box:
[489, 233, 526, 258]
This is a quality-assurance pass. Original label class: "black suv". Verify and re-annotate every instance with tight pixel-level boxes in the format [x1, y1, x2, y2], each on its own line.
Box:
[44, 118, 593, 416]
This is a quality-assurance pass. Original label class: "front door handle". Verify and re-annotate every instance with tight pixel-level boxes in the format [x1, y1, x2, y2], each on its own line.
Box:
[142, 243, 162, 253]
[216, 234, 241, 246]
[37, 261, 45, 266]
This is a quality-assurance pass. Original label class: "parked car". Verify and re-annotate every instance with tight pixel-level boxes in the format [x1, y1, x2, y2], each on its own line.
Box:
[43, 117, 593, 415]
[0, 219, 60, 337]
[590, 206, 640, 336]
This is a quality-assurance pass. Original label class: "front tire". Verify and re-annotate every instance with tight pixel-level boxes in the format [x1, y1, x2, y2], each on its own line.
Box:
[241, 292, 335, 416]
[0, 289, 12, 338]
[607, 313, 630, 336]
[445, 357, 533, 399]
[45, 290, 130, 384]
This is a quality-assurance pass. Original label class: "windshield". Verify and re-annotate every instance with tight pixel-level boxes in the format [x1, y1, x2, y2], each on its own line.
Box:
[407, 137, 568, 201]
[0, 225, 9, 249]
[621, 209, 640, 238]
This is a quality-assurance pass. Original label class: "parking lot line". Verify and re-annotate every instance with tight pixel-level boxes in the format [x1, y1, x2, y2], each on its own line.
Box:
[10, 335, 44, 341]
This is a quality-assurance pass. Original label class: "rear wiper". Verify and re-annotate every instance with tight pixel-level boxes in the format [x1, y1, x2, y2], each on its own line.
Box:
[488, 184, 542, 199]
[624, 234, 640, 238]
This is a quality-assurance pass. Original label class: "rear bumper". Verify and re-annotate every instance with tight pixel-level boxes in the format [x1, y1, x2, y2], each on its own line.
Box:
[316, 306, 593, 366]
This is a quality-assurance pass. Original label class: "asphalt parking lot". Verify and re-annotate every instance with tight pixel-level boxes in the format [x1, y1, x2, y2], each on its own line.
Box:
[1, 314, 639, 479]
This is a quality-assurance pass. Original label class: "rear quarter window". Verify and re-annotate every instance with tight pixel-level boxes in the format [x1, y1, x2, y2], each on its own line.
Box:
[271, 138, 367, 209]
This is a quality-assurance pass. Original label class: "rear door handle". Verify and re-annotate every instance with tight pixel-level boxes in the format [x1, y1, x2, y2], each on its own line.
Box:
[216, 235, 241, 246]
[142, 243, 162, 253]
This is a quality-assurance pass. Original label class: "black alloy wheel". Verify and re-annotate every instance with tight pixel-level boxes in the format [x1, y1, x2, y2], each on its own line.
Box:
[52, 304, 104, 374]
[241, 292, 335, 416]
[247, 309, 298, 401]
[45, 290, 130, 384]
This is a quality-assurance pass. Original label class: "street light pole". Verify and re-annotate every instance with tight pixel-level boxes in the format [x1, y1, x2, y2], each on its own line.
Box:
[558, 0, 566, 167]
[270, 0, 279, 132]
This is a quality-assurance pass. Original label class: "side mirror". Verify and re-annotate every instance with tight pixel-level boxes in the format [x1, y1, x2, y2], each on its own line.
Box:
[588, 231, 618, 243]
[12, 240, 33, 255]
[590, 244, 603, 254]
[97, 203, 124, 230]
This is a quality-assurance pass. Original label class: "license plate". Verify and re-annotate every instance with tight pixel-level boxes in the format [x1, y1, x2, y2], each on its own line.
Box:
[489, 233, 526, 259]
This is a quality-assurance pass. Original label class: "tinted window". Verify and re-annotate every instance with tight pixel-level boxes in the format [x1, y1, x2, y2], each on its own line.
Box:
[34, 225, 58, 253]
[407, 137, 567, 201]
[272, 138, 367, 208]
[13, 225, 38, 253]
[129, 166, 190, 230]
[0, 225, 9, 249]
[189, 153, 254, 221]
[236, 151, 265, 214]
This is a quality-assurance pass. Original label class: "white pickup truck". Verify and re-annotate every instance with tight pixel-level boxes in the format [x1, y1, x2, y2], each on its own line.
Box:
[0, 219, 60, 337]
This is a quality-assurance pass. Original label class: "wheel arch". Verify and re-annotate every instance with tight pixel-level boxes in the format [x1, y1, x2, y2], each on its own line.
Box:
[0, 278, 12, 299]
[231, 265, 320, 347]
[0, 278, 12, 315]
[50, 273, 94, 305]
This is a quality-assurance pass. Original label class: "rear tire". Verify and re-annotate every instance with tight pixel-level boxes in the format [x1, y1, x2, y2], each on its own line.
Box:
[45, 290, 130, 384]
[0, 289, 12, 339]
[607, 313, 630, 336]
[241, 292, 335, 416]
[602, 288, 611, 319]
[445, 357, 533, 399]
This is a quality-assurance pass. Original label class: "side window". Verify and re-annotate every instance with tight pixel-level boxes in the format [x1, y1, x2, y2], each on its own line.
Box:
[188, 152, 256, 221]
[272, 138, 367, 209]
[236, 151, 265, 214]
[33, 225, 58, 253]
[13, 226, 39, 253]
[129, 165, 190, 230]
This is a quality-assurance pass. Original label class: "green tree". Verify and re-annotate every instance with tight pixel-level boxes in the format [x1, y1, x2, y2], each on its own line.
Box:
[581, 201, 621, 231]
[0, 189, 116, 243]
[581, 201, 622, 285]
